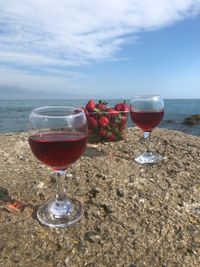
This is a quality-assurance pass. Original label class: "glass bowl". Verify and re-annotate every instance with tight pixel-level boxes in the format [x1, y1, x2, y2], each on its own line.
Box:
[86, 110, 129, 142]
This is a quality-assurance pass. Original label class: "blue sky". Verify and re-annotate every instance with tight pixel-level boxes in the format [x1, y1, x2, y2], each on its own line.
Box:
[0, 0, 200, 99]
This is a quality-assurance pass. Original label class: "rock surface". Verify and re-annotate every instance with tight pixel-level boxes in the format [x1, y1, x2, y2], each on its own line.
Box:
[0, 128, 200, 267]
[183, 114, 200, 126]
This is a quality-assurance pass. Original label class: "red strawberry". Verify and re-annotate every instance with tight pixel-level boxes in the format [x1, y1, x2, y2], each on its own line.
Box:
[116, 115, 127, 132]
[118, 123, 126, 131]
[88, 116, 98, 129]
[86, 100, 96, 112]
[98, 116, 109, 127]
[82, 107, 89, 115]
[107, 108, 119, 119]
[88, 128, 94, 136]
[95, 100, 107, 111]
[120, 115, 127, 126]
[115, 102, 130, 112]
[99, 128, 108, 137]
[107, 134, 115, 142]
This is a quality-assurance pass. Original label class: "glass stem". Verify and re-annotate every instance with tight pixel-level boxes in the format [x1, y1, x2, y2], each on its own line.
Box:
[55, 170, 67, 202]
[143, 131, 151, 153]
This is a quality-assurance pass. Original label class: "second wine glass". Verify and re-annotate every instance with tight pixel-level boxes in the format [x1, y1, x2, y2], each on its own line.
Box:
[130, 95, 164, 164]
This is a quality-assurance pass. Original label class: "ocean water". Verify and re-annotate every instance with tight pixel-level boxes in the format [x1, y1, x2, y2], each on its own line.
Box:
[0, 99, 199, 136]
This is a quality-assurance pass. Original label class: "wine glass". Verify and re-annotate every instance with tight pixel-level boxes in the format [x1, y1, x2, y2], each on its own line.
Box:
[28, 106, 88, 228]
[130, 95, 164, 164]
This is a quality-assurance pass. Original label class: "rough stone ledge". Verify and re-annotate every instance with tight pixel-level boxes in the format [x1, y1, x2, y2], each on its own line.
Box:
[0, 128, 200, 267]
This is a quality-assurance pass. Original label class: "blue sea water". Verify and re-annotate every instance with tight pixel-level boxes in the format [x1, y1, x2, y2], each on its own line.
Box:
[0, 99, 199, 136]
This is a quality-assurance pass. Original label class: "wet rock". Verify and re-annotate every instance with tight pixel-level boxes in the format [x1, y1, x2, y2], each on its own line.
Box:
[183, 114, 200, 126]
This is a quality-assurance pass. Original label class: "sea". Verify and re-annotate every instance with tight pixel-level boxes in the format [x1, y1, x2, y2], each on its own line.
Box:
[0, 99, 199, 136]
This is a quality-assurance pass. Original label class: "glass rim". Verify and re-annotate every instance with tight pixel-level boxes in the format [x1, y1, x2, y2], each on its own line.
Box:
[131, 95, 163, 100]
[86, 110, 129, 115]
[30, 105, 85, 119]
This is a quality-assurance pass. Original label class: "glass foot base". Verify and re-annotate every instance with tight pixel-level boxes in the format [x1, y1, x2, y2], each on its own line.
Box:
[135, 152, 163, 164]
[37, 198, 83, 228]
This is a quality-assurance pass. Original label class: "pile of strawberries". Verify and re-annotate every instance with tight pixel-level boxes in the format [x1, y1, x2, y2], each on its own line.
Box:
[83, 100, 129, 142]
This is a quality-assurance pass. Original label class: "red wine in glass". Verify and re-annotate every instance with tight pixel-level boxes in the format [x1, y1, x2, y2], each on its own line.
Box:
[130, 95, 164, 164]
[28, 106, 88, 228]
[29, 132, 87, 170]
[130, 110, 164, 132]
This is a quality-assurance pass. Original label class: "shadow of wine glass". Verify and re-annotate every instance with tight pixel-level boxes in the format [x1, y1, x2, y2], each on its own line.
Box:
[31, 204, 40, 220]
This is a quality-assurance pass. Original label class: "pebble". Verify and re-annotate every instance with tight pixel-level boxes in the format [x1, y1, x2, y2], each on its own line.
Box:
[89, 187, 100, 198]
[95, 173, 106, 180]
[100, 203, 113, 214]
[66, 173, 73, 178]
[38, 192, 45, 200]
[50, 175, 56, 184]
[116, 188, 124, 197]
[37, 182, 45, 189]
[84, 231, 100, 243]
[129, 175, 135, 183]
[64, 257, 70, 266]
[18, 155, 25, 161]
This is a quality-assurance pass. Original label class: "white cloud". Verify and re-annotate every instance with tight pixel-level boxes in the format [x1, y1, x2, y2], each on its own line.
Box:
[0, 0, 200, 96]
[0, 0, 200, 66]
[0, 65, 86, 96]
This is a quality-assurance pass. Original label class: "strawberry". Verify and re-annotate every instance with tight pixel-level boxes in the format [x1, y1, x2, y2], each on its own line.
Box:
[116, 115, 127, 131]
[98, 116, 109, 127]
[120, 115, 127, 126]
[99, 128, 108, 137]
[107, 108, 119, 114]
[86, 100, 96, 112]
[88, 116, 98, 129]
[88, 128, 94, 136]
[86, 99, 128, 143]
[107, 134, 116, 142]
[118, 123, 126, 131]
[107, 108, 119, 119]
[115, 101, 130, 112]
[95, 100, 108, 111]
[82, 107, 89, 115]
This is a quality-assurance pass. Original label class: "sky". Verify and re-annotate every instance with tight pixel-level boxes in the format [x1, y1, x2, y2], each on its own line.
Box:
[0, 0, 200, 99]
